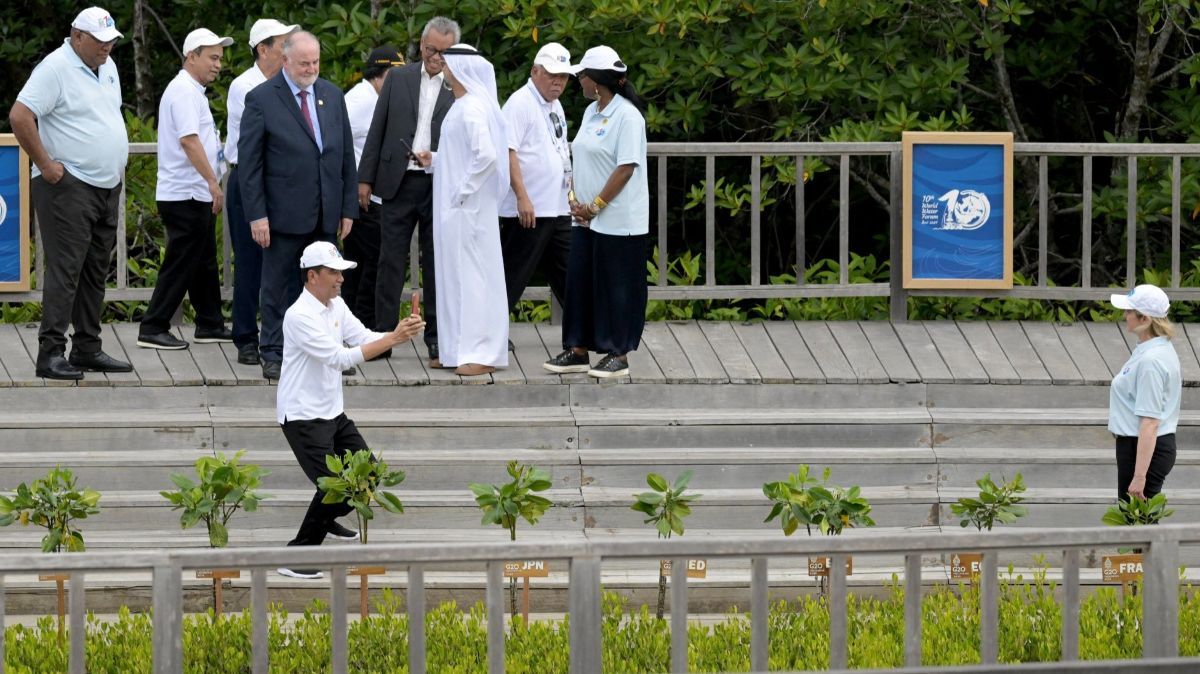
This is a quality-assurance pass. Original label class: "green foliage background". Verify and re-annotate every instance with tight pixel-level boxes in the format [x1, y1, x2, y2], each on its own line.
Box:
[4, 0, 1200, 319]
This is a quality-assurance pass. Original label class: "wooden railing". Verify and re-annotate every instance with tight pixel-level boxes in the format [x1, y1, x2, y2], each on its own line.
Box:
[7, 142, 1200, 322]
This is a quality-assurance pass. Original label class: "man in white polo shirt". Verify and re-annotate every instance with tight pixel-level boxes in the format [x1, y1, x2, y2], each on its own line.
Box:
[138, 28, 235, 350]
[9, 7, 132, 380]
[276, 241, 423, 579]
[499, 42, 574, 314]
[224, 19, 298, 366]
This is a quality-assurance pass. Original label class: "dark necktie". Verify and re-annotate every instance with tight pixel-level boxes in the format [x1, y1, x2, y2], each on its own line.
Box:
[297, 90, 315, 137]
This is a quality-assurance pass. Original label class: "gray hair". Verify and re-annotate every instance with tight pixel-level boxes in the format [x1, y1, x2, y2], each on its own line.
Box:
[282, 30, 319, 56]
[422, 16, 460, 42]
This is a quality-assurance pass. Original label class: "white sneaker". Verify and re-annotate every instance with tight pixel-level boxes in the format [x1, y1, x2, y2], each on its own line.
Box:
[277, 567, 323, 579]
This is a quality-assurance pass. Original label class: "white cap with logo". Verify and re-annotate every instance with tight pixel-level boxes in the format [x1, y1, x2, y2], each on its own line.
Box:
[249, 19, 299, 48]
[72, 7, 123, 42]
[299, 242, 357, 271]
[182, 28, 234, 55]
[533, 42, 572, 75]
[569, 45, 627, 75]
[1111, 284, 1170, 318]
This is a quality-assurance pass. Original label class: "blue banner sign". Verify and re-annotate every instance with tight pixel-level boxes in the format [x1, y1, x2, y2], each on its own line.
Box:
[0, 140, 31, 291]
[903, 132, 1012, 289]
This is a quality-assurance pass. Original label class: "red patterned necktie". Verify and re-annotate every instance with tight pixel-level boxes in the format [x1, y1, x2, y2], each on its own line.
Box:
[297, 90, 315, 136]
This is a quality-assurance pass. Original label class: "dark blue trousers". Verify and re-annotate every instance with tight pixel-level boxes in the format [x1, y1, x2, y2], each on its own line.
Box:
[226, 166, 263, 349]
[259, 228, 333, 363]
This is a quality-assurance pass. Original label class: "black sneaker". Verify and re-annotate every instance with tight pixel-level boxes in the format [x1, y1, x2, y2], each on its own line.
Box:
[277, 567, 323, 580]
[588, 354, 629, 378]
[544, 350, 590, 373]
[137, 332, 189, 350]
[328, 522, 359, 541]
[237, 343, 260, 365]
[342, 366, 356, 376]
[194, 327, 233, 343]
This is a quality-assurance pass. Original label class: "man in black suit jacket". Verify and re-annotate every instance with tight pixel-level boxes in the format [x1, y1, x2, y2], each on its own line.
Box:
[357, 16, 458, 366]
[239, 30, 358, 379]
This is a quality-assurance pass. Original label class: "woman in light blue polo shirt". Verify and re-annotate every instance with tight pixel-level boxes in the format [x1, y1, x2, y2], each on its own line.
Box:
[543, 46, 649, 379]
[1108, 284, 1181, 503]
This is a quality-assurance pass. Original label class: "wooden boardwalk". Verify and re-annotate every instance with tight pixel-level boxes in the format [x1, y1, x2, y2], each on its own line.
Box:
[0, 319, 1189, 388]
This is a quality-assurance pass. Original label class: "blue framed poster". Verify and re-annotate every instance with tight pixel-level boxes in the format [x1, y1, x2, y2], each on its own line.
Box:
[0, 135, 31, 292]
[903, 132, 1013, 289]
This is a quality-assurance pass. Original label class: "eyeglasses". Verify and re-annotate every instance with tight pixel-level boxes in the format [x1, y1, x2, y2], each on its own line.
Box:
[421, 44, 448, 59]
[549, 112, 563, 139]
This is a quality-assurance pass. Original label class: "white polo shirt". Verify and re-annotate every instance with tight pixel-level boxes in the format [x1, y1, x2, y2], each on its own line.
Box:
[500, 80, 570, 218]
[223, 63, 269, 166]
[16, 39, 128, 189]
[277, 289, 383, 425]
[345, 79, 382, 204]
[571, 94, 648, 236]
[156, 69, 220, 202]
[1108, 336, 1182, 436]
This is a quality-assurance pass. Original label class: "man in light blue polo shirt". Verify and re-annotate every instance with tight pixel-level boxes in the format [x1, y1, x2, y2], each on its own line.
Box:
[8, 6, 131, 380]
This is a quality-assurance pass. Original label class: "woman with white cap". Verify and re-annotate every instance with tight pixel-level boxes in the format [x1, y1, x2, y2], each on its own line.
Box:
[543, 45, 649, 379]
[1108, 284, 1181, 502]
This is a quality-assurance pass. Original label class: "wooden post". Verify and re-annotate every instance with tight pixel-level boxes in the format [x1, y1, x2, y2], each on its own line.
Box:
[521, 576, 531, 623]
[504, 560, 549, 625]
[196, 570, 242, 618]
[348, 567, 385, 620]
[39, 574, 70, 638]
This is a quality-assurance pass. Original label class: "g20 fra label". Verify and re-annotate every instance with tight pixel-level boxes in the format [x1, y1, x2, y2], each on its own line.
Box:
[1101, 554, 1143, 583]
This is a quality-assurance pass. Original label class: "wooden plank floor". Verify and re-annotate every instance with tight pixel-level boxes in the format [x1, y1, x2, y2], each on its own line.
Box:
[1, 319, 1195, 387]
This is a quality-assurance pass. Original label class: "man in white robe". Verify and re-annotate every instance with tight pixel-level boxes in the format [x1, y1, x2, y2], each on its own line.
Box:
[415, 45, 509, 376]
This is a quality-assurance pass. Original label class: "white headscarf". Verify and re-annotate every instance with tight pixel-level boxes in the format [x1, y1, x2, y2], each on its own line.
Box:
[443, 44, 509, 196]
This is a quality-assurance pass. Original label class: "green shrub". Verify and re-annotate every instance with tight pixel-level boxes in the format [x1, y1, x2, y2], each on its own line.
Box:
[951, 473, 1028, 531]
[159, 450, 270, 548]
[316, 449, 406, 545]
[0, 466, 101, 553]
[9, 582, 1200, 672]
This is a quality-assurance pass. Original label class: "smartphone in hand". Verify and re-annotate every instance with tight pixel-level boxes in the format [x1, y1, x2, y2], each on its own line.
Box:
[400, 138, 417, 162]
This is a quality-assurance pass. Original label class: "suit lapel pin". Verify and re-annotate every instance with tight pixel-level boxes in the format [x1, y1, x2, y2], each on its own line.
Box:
[318, 99, 324, 106]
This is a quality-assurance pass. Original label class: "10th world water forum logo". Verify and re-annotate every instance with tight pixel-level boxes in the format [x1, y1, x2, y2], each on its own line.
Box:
[918, 188, 991, 231]
[0, 193, 7, 230]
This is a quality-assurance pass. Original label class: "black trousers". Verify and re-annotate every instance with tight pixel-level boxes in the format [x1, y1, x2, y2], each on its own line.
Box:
[140, 199, 224, 336]
[500, 215, 571, 313]
[562, 227, 649, 355]
[225, 166, 263, 349]
[31, 171, 120, 356]
[1115, 433, 1177, 502]
[260, 228, 332, 363]
[281, 413, 368, 547]
[341, 201, 382, 329]
[375, 172, 437, 351]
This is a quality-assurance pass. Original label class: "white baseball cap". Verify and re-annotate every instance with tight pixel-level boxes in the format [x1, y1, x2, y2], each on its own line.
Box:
[72, 7, 123, 42]
[299, 242, 357, 271]
[569, 45, 626, 75]
[533, 42, 572, 75]
[1111, 284, 1170, 318]
[182, 28, 234, 55]
[249, 19, 299, 48]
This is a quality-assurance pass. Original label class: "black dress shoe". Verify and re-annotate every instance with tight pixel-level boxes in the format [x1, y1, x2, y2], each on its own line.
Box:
[194, 326, 233, 343]
[262, 360, 281, 380]
[237, 344, 260, 365]
[35, 353, 84, 381]
[137, 331, 188, 350]
[69, 350, 133, 373]
[428, 343, 439, 360]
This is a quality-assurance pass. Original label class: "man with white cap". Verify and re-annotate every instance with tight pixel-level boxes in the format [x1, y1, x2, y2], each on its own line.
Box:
[138, 28, 235, 350]
[412, 44, 509, 376]
[8, 7, 132, 379]
[276, 241, 424, 578]
[224, 18, 299, 366]
[498, 42, 574, 314]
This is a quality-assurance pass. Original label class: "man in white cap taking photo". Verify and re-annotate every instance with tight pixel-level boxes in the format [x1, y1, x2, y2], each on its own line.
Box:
[9, 7, 133, 379]
[224, 18, 299, 366]
[138, 28, 235, 350]
[499, 42, 574, 315]
[276, 241, 424, 578]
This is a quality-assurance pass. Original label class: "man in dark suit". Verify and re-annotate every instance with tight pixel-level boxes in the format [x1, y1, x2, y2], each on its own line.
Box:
[357, 16, 458, 367]
[239, 30, 358, 380]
